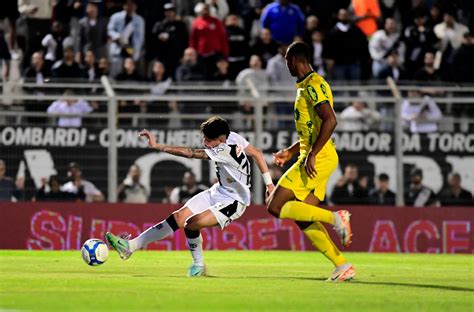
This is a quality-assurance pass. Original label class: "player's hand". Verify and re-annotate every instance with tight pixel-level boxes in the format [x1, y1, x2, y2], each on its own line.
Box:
[304, 152, 317, 179]
[273, 149, 291, 167]
[265, 184, 275, 205]
[139, 129, 157, 148]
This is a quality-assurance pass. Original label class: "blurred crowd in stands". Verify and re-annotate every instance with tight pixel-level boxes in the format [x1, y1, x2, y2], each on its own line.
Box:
[0, 0, 473, 84]
[0, 0, 472, 132]
[1, 0, 473, 206]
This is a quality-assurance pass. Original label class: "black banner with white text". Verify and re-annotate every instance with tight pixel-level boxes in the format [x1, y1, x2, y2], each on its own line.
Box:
[1, 126, 473, 202]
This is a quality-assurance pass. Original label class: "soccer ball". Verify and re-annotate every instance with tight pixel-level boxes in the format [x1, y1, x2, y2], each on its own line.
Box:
[81, 238, 109, 266]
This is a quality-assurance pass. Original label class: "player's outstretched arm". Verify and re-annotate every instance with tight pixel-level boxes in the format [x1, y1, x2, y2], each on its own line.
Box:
[139, 129, 209, 160]
[272, 141, 300, 167]
[245, 144, 275, 198]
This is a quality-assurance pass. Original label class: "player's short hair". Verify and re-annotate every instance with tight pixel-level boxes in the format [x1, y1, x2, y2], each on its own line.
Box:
[200, 116, 230, 139]
[286, 41, 310, 62]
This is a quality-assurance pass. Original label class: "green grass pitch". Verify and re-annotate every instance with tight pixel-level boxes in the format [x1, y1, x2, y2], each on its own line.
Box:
[0, 250, 472, 311]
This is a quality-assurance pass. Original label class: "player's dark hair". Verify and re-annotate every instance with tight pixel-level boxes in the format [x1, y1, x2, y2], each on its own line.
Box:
[200, 116, 230, 139]
[378, 173, 389, 181]
[286, 41, 310, 62]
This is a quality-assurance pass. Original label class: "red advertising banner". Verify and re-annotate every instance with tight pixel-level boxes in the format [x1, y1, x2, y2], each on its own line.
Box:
[1, 202, 472, 253]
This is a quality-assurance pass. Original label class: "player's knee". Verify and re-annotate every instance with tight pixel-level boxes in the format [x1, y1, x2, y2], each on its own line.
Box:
[184, 215, 201, 231]
[172, 211, 186, 228]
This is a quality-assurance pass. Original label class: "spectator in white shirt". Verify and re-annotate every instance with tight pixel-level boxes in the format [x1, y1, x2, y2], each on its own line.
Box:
[61, 162, 104, 202]
[206, 0, 229, 21]
[339, 101, 381, 131]
[266, 43, 293, 86]
[41, 21, 73, 69]
[266, 44, 294, 129]
[107, 0, 145, 77]
[434, 12, 469, 52]
[401, 91, 443, 133]
[117, 164, 148, 203]
[235, 55, 269, 129]
[369, 17, 405, 78]
[47, 90, 93, 127]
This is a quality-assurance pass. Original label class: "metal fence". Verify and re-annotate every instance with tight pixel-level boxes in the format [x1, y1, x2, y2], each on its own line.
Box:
[1, 78, 473, 205]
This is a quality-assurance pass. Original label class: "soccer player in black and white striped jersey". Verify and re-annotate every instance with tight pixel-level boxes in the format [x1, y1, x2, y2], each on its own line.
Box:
[106, 116, 274, 276]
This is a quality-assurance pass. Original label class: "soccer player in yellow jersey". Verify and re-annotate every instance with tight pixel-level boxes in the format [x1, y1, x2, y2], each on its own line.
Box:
[267, 41, 355, 282]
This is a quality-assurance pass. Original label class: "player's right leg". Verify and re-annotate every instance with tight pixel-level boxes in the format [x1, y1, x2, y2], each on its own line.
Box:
[268, 156, 352, 247]
[106, 206, 192, 260]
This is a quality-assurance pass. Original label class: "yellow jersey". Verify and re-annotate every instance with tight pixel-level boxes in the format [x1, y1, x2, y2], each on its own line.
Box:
[294, 71, 335, 158]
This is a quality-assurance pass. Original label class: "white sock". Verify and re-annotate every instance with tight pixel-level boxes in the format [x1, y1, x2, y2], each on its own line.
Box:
[333, 212, 341, 227]
[187, 235, 204, 266]
[129, 221, 174, 252]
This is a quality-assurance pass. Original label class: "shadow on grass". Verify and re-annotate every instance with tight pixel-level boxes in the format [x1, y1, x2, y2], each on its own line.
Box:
[349, 280, 474, 292]
[202, 276, 474, 292]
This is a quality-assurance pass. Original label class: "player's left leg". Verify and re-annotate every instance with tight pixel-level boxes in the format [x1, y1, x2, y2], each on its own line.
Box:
[184, 199, 247, 277]
[183, 210, 220, 277]
[106, 206, 193, 260]
[107, 189, 215, 260]
[302, 221, 355, 281]
[274, 154, 353, 248]
[297, 194, 355, 282]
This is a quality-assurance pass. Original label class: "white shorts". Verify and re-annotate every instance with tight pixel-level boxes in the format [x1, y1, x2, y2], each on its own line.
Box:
[184, 185, 247, 229]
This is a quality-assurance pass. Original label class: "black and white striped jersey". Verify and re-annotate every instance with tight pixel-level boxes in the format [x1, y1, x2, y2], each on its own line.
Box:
[204, 132, 251, 205]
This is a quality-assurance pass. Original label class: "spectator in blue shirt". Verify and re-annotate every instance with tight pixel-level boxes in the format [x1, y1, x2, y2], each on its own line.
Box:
[107, 0, 145, 77]
[260, 0, 305, 45]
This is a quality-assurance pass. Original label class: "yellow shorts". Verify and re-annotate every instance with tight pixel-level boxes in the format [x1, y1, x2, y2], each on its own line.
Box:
[278, 144, 338, 201]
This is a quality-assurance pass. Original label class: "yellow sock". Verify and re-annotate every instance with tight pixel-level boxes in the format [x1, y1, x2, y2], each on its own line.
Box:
[303, 222, 346, 267]
[280, 201, 335, 224]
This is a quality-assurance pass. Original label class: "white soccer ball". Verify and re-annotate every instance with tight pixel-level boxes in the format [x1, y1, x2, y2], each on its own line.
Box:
[81, 238, 109, 266]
